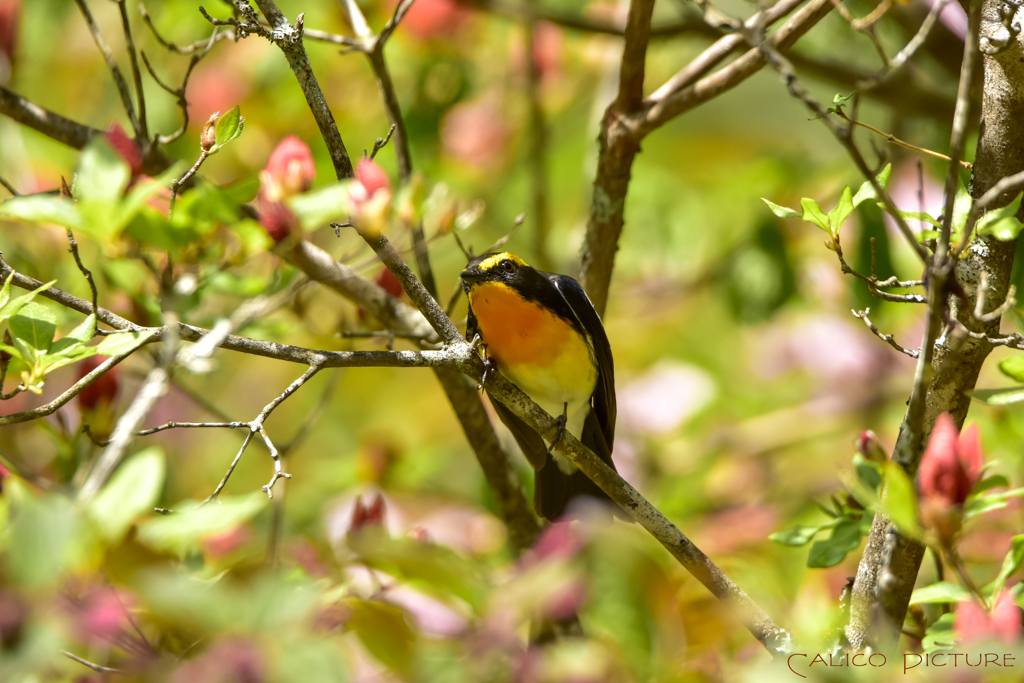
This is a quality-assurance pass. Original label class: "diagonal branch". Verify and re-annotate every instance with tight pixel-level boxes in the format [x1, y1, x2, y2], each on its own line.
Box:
[0, 85, 102, 149]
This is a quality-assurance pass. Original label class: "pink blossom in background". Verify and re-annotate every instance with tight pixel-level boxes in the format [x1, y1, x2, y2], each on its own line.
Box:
[955, 590, 1022, 645]
[397, 0, 470, 40]
[617, 361, 715, 435]
[441, 98, 509, 167]
[922, 0, 968, 39]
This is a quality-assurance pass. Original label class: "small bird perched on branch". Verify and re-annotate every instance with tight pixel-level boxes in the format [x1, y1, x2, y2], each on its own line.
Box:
[461, 252, 622, 521]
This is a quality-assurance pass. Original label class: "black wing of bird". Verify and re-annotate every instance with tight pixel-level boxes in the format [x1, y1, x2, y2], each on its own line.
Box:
[545, 273, 616, 450]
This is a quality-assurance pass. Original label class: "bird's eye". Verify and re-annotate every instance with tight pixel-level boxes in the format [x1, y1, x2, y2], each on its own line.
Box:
[501, 260, 516, 274]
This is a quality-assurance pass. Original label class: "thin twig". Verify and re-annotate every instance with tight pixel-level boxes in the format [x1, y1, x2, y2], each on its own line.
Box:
[204, 362, 322, 500]
[973, 271, 1017, 322]
[857, 0, 950, 91]
[853, 308, 920, 358]
[837, 112, 971, 169]
[169, 147, 211, 215]
[369, 124, 396, 160]
[139, 2, 232, 54]
[73, 0, 142, 138]
[61, 650, 121, 674]
[0, 173, 18, 196]
[65, 229, 101, 338]
[116, 0, 149, 143]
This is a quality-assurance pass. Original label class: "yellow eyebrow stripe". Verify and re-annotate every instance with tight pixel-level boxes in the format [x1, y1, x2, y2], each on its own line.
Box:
[478, 252, 529, 271]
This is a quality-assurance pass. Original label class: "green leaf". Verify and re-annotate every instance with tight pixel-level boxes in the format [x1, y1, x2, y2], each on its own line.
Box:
[0, 273, 10, 311]
[950, 175, 973, 238]
[770, 524, 831, 547]
[977, 193, 1024, 241]
[136, 493, 267, 556]
[347, 533, 489, 608]
[74, 137, 131, 203]
[9, 301, 57, 353]
[882, 462, 920, 537]
[973, 474, 1011, 495]
[95, 329, 156, 357]
[50, 314, 96, 355]
[828, 186, 855, 236]
[290, 183, 355, 230]
[910, 582, 973, 605]
[6, 479, 99, 587]
[0, 279, 56, 324]
[0, 195, 83, 230]
[87, 447, 166, 544]
[998, 356, 1024, 383]
[851, 164, 892, 208]
[213, 105, 244, 151]
[807, 518, 864, 568]
[965, 487, 1024, 518]
[969, 386, 1024, 405]
[989, 534, 1024, 596]
[800, 197, 831, 234]
[890, 210, 942, 229]
[230, 218, 273, 254]
[762, 198, 800, 220]
[346, 598, 415, 674]
[207, 271, 267, 297]
[922, 612, 956, 654]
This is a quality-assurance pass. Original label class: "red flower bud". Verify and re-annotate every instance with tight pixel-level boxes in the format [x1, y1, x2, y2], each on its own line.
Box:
[955, 590, 1022, 645]
[350, 493, 387, 532]
[104, 123, 144, 179]
[355, 159, 391, 199]
[256, 196, 299, 244]
[0, 0, 20, 83]
[918, 413, 983, 508]
[77, 356, 120, 411]
[262, 135, 315, 200]
[375, 267, 403, 299]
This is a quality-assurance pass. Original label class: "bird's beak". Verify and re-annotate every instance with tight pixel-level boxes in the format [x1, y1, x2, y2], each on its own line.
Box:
[460, 266, 485, 283]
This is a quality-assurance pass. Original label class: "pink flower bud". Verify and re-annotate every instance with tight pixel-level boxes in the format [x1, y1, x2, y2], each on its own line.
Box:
[356, 159, 391, 199]
[856, 430, 887, 462]
[77, 356, 120, 412]
[918, 413, 984, 508]
[955, 590, 1022, 645]
[105, 123, 144, 179]
[262, 136, 315, 200]
[256, 195, 299, 244]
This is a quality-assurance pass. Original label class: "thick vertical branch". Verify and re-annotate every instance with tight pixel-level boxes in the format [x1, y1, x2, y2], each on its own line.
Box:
[578, 0, 654, 315]
[846, 0, 1024, 650]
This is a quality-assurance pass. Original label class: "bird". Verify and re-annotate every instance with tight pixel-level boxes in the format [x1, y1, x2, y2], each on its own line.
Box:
[460, 251, 623, 521]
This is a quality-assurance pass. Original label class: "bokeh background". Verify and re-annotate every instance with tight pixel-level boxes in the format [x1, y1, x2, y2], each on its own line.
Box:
[2, 0, 1023, 680]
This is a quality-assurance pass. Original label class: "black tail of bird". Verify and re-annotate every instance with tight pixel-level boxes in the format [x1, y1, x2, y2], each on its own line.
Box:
[493, 400, 629, 522]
